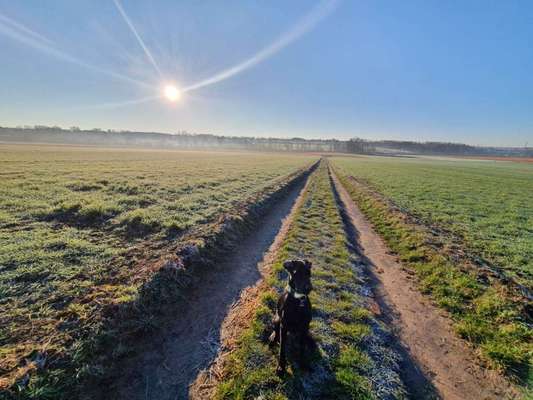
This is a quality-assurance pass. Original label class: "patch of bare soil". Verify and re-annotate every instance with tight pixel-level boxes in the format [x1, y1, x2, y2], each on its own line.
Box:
[330, 170, 520, 400]
[108, 174, 310, 400]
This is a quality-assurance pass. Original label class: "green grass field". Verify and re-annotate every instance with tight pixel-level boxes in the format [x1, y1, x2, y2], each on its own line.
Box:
[331, 155, 533, 288]
[0, 144, 315, 395]
[2, 146, 531, 398]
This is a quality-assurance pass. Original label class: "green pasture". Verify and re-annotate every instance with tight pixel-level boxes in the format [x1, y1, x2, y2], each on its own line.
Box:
[332, 155, 533, 288]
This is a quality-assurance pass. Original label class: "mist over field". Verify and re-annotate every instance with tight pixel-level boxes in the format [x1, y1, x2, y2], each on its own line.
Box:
[1, 126, 532, 157]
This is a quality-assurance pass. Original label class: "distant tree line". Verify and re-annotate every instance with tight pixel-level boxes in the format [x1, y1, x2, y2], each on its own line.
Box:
[371, 140, 533, 157]
[0, 125, 531, 157]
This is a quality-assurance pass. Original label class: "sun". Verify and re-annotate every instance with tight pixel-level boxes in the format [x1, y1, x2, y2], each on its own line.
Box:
[163, 84, 181, 102]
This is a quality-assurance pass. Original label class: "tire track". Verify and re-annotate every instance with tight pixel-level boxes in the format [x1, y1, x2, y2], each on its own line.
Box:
[189, 163, 314, 399]
[329, 166, 520, 400]
[109, 164, 314, 400]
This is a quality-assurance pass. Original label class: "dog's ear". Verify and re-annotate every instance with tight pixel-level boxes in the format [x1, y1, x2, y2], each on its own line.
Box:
[283, 260, 296, 274]
[304, 260, 312, 269]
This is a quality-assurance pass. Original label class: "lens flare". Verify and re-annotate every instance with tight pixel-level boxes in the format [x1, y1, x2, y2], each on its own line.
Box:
[163, 84, 181, 102]
[113, 0, 163, 78]
[0, 12, 151, 89]
[0, 1, 339, 110]
[181, 0, 339, 94]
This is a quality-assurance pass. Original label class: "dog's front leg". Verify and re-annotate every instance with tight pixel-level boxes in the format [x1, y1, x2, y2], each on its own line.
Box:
[297, 332, 314, 371]
[277, 321, 287, 376]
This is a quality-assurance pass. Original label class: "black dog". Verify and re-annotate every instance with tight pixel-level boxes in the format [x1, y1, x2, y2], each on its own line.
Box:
[269, 259, 314, 375]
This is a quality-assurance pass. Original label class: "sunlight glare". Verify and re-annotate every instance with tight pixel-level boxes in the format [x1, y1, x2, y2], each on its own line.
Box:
[163, 84, 181, 102]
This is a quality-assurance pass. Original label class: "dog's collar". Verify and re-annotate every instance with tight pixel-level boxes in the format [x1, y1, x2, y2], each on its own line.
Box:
[286, 285, 307, 299]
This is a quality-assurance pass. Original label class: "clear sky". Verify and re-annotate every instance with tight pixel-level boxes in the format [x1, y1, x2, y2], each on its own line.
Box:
[0, 1, 532, 146]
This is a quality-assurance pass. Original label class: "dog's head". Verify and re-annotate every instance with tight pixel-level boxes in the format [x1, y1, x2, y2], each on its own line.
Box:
[283, 259, 312, 295]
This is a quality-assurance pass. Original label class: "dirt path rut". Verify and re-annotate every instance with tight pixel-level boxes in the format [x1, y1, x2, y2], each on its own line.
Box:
[111, 175, 309, 400]
[190, 169, 311, 399]
[330, 170, 519, 400]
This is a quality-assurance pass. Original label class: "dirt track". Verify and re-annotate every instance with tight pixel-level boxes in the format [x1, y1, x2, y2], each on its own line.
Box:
[110, 174, 309, 400]
[109, 163, 520, 400]
[190, 168, 311, 399]
[330, 170, 519, 400]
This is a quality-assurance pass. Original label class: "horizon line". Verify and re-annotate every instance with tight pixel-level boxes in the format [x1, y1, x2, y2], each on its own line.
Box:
[1, 124, 530, 149]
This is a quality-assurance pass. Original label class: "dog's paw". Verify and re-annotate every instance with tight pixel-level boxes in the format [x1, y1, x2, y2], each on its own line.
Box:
[268, 331, 278, 347]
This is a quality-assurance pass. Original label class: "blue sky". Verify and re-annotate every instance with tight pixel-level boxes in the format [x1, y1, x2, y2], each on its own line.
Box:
[0, 0, 532, 146]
